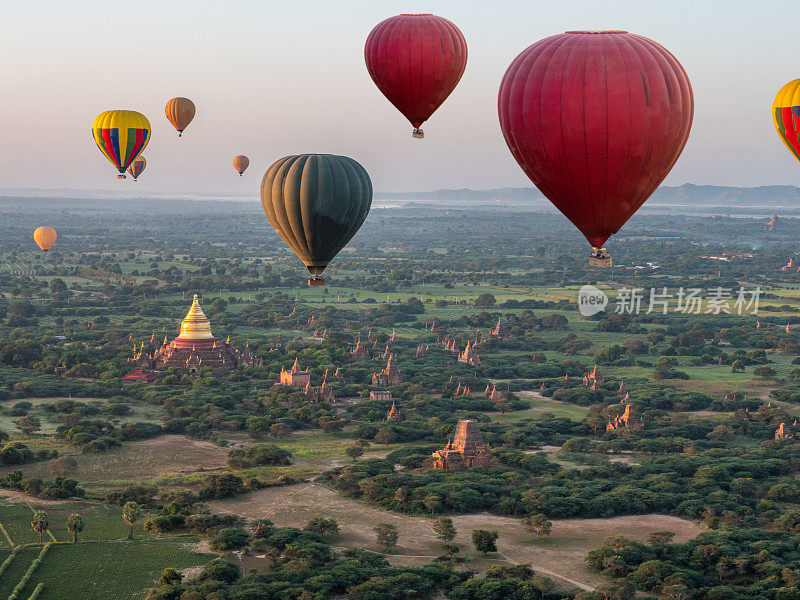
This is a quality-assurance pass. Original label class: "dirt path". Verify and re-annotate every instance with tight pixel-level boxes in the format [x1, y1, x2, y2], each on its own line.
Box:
[208, 482, 702, 591]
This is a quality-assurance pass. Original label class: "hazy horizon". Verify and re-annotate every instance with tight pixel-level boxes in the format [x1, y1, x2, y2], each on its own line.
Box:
[1, 0, 799, 196]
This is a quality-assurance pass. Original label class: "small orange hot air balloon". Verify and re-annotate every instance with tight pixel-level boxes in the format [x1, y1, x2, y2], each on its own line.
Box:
[233, 155, 250, 176]
[34, 227, 57, 252]
[165, 97, 195, 137]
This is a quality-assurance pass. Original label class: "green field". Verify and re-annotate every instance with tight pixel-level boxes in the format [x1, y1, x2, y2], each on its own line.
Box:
[0, 501, 211, 600]
[0, 502, 146, 545]
[10, 540, 209, 600]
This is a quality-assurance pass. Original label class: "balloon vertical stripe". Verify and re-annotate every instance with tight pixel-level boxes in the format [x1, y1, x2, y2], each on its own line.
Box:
[773, 79, 800, 166]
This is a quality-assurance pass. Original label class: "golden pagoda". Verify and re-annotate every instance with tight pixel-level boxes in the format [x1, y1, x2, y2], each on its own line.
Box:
[174, 295, 216, 349]
[129, 294, 261, 372]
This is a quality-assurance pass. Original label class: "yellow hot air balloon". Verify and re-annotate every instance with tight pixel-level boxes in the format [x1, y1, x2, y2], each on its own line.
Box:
[34, 227, 57, 252]
[165, 97, 196, 137]
[92, 110, 151, 179]
[233, 155, 250, 176]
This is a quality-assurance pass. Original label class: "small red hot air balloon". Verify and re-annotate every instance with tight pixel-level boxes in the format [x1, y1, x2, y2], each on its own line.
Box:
[498, 31, 693, 266]
[365, 14, 467, 139]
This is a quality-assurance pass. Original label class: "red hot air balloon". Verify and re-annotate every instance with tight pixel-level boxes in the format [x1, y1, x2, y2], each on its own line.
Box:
[498, 31, 693, 266]
[365, 14, 467, 139]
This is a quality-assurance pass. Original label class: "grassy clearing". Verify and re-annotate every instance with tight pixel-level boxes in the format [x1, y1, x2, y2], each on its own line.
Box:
[1, 435, 229, 490]
[488, 392, 589, 422]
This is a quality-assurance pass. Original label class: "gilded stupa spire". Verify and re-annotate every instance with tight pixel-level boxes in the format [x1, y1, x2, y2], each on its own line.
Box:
[178, 294, 215, 341]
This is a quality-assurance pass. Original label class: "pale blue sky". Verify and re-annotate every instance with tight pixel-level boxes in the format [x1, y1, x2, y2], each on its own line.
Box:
[0, 0, 796, 194]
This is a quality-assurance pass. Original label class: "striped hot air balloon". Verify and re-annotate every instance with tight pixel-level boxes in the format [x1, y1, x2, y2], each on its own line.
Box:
[260, 154, 372, 286]
[127, 155, 147, 181]
[91, 110, 151, 179]
[774, 79, 800, 164]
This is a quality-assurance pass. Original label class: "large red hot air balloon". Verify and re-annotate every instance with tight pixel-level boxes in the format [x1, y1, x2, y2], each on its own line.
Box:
[498, 31, 693, 266]
[365, 14, 467, 139]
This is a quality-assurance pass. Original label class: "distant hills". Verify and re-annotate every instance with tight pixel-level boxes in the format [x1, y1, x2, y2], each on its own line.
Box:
[649, 184, 800, 205]
[376, 183, 800, 206]
[2, 183, 800, 208]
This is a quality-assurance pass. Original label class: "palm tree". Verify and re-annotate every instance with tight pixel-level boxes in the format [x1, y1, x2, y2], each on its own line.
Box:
[31, 511, 49, 546]
[66, 514, 84, 544]
[122, 502, 138, 540]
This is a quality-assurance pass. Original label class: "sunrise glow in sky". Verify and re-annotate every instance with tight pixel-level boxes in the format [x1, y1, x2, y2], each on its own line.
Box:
[0, 0, 796, 195]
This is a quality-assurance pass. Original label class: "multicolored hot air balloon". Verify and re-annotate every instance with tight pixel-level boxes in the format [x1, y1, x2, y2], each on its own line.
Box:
[232, 155, 250, 176]
[165, 97, 196, 137]
[260, 154, 372, 286]
[773, 79, 800, 165]
[92, 110, 151, 179]
[498, 31, 693, 266]
[33, 227, 57, 252]
[128, 155, 146, 181]
[365, 14, 467, 139]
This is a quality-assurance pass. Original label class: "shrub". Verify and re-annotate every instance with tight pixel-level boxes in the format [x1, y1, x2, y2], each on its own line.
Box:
[210, 527, 250, 552]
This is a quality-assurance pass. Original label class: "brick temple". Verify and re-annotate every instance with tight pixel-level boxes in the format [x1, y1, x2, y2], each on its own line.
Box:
[776, 422, 796, 440]
[484, 385, 501, 402]
[458, 340, 481, 366]
[372, 354, 402, 386]
[303, 379, 334, 403]
[606, 403, 644, 432]
[490, 316, 509, 339]
[583, 365, 604, 388]
[349, 338, 369, 360]
[432, 419, 492, 471]
[386, 400, 401, 421]
[279, 358, 311, 387]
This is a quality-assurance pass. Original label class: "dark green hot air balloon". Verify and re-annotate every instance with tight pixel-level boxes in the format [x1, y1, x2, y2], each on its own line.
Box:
[260, 154, 372, 286]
